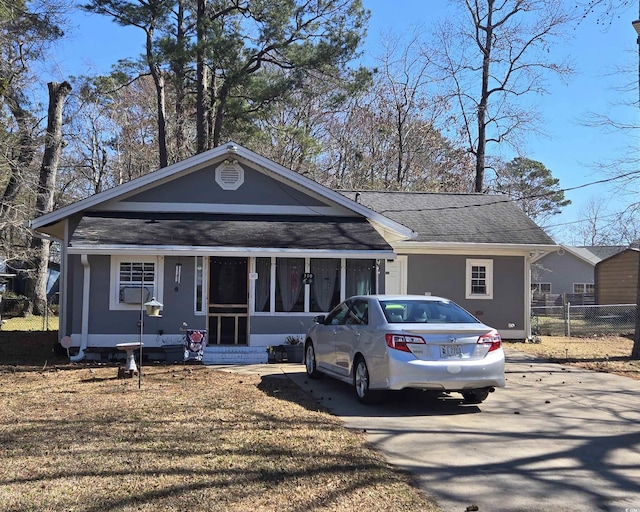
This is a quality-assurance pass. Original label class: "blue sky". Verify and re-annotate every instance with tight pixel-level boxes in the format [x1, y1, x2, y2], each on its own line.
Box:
[47, 0, 640, 243]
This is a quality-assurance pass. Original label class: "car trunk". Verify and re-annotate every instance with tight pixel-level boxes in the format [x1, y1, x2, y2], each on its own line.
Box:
[402, 326, 493, 361]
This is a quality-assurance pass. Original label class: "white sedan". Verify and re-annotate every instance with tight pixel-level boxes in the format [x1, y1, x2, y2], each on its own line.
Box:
[304, 295, 506, 404]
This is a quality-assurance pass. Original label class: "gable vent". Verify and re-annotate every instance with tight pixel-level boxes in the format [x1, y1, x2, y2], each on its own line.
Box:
[215, 160, 244, 190]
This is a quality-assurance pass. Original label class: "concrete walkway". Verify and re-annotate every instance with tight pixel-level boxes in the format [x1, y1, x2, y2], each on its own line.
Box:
[216, 350, 640, 512]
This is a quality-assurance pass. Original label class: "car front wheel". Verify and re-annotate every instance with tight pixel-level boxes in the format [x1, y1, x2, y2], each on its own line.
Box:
[305, 342, 323, 379]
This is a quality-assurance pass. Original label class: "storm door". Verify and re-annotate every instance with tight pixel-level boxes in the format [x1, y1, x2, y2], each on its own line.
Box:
[208, 257, 248, 345]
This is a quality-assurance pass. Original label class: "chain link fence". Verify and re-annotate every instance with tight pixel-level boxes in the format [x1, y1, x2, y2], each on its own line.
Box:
[531, 303, 636, 337]
[0, 296, 59, 331]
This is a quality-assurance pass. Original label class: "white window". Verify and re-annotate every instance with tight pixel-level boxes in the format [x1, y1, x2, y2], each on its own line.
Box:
[574, 283, 594, 294]
[110, 256, 164, 310]
[466, 259, 493, 300]
[194, 256, 207, 314]
[532, 283, 551, 294]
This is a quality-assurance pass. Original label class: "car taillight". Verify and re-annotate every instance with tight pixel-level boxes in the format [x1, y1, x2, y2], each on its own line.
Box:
[385, 334, 426, 353]
[477, 331, 502, 352]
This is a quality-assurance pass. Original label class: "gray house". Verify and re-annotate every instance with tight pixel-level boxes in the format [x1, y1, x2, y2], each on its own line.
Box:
[30, 143, 556, 364]
[532, 246, 626, 304]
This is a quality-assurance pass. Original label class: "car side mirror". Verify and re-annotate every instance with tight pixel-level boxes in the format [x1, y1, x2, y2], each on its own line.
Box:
[313, 315, 326, 325]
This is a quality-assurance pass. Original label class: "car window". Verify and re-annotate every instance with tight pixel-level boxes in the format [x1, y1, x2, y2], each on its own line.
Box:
[325, 303, 350, 325]
[345, 299, 368, 325]
[380, 300, 478, 323]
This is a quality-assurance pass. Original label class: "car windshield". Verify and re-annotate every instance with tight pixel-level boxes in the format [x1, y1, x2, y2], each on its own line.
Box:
[380, 299, 478, 324]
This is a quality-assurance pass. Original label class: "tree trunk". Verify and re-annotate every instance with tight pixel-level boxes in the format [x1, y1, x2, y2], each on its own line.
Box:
[173, 0, 187, 159]
[0, 88, 37, 221]
[29, 81, 72, 316]
[145, 21, 168, 168]
[475, 0, 494, 193]
[196, 0, 208, 153]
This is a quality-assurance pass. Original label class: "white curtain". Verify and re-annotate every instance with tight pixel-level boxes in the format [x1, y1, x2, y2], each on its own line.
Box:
[277, 258, 304, 312]
[346, 260, 375, 297]
[311, 259, 339, 311]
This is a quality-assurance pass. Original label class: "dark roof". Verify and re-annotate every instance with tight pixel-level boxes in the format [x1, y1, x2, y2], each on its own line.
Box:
[70, 213, 392, 252]
[340, 191, 556, 245]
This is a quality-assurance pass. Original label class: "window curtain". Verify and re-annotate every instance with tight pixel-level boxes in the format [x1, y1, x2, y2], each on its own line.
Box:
[277, 258, 304, 312]
[346, 260, 375, 297]
[255, 258, 271, 312]
[311, 259, 339, 312]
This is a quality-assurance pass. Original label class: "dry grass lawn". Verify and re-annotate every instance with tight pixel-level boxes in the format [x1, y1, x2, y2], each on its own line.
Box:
[504, 335, 640, 381]
[0, 333, 439, 512]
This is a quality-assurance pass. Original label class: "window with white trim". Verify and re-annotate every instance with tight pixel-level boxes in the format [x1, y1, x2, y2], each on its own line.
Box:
[532, 283, 551, 294]
[466, 259, 493, 299]
[194, 256, 206, 314]
[573, 283, 595, 294]
[110, 256, 163, 310]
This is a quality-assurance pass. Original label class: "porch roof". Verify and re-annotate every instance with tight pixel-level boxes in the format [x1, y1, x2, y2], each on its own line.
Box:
[69, 212, 393, 253]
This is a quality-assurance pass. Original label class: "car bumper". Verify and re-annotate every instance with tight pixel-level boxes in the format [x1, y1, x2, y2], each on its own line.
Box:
[374, 349, 506, 391]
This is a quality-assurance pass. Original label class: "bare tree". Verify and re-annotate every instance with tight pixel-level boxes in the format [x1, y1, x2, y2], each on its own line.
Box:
[319, 33, 474, 191]
[28, 81, 72, 315]
[0, 0, 66, 276]
[433, 0, 574, 192]
[83, 0, 173, 168]
[567, 196, 617, 245]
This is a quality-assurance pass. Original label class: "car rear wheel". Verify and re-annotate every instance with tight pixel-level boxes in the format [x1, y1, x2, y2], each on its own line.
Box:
[461, 389, 490, 404]
[354, 357, 381, 404]
[305, 342, 323, 379]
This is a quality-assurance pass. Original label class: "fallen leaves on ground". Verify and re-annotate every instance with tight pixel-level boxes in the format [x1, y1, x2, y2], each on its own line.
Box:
[503, 335, 640, 381]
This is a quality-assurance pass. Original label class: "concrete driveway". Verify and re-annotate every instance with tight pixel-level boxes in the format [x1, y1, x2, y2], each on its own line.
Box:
[218, 349, 640, 512]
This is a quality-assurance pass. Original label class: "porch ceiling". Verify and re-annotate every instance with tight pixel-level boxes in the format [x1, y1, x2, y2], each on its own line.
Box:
[69, 212, 393, 252]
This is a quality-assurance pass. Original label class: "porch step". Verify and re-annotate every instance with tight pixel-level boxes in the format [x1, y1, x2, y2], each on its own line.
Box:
[202, 345, 268, 365]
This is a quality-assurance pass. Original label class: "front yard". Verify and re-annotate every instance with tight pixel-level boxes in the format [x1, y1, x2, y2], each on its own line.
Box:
[0, 333, 438, 512]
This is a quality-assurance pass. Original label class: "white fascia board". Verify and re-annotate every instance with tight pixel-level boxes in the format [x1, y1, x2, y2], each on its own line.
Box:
[30, 146, 230, 230]
[392, 241, 559, 257]
[67, 245, 396, 259]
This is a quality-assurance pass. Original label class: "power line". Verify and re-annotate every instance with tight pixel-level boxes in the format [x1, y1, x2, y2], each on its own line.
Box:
[375, 169, 640, 213]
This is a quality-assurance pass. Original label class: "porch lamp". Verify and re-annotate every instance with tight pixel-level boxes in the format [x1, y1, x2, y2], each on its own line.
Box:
[138, 296, 164, 389]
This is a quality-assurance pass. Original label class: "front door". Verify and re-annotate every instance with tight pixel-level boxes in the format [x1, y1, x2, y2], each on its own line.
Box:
[208, 257, 248, 345]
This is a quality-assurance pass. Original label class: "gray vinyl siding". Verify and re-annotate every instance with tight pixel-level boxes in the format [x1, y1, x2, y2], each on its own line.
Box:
[405, 254, 524, 335]
[69, 255, 206, 336]
[123, 164, 330, 209]
[533, 252, 594, 295]
[159, 257, 206, 332]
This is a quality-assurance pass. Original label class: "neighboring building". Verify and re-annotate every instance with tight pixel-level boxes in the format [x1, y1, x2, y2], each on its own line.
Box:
[30, 143, 557, 364]
[595, 248, 639, 305]
[532, 246, 626, 305]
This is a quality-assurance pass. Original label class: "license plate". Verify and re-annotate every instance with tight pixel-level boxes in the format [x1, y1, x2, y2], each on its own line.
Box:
[440, 345, 462, 358]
